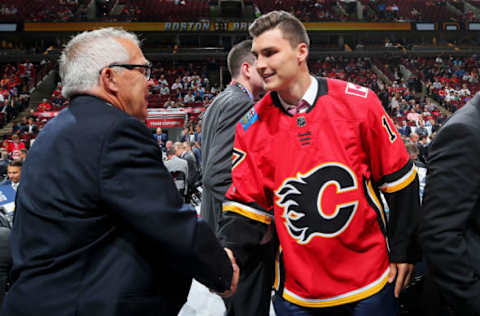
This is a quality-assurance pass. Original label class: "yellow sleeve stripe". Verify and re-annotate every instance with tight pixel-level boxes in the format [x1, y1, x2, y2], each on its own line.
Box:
[380, 165, 417, 193]
[222, 201, 273, 225]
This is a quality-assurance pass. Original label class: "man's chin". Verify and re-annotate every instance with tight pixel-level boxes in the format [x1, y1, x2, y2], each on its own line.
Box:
[263, 82, 277, 91]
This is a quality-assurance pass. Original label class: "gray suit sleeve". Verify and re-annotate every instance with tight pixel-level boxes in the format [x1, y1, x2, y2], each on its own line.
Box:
[202, 93, 253, 202]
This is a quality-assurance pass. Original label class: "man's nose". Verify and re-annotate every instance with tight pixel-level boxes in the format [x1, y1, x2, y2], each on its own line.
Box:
[256, 56, 266, 72]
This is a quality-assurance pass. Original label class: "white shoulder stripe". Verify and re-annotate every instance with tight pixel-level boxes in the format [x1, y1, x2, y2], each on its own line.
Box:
[379, 164, 416, 190]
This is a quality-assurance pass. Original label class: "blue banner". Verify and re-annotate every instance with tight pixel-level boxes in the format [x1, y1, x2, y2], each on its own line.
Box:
[0, 184, 16, 213]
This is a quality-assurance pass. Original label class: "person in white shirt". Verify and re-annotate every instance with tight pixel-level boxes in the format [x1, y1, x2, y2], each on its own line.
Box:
[159, 83, 170, 95]
[184, 90, 196, 104]
[459, 83, 471, 97]
[171, 78, 183, 91]
[158, 74, 168, 86]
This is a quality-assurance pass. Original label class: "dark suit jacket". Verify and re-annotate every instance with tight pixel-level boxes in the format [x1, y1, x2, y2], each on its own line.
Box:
[398, 125, 411, 137]
[23, 124, 38, 135]
[421, 92, 480, 316]
[1, 95, 232, 316]
[180, 151, 199, 188]
[0, 227, 9, 309]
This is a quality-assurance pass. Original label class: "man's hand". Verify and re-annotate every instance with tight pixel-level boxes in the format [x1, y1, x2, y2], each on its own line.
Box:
[388, 262, 414, 298]
[216, 248, 240, 298]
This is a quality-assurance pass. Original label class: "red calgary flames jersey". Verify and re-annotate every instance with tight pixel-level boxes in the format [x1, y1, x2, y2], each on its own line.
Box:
[224, 77, 416, 307]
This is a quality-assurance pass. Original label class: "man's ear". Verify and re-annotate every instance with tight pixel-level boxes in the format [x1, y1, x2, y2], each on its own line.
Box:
[241, 62, 251, 79]
[297, 43, 309, 64]
[99, 68, 119, 94]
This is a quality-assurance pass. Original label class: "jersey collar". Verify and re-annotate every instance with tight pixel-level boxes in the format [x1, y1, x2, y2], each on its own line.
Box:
[271, 76, 328, 115]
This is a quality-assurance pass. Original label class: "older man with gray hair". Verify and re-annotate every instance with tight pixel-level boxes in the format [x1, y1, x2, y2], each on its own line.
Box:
[1, 28, 238, 316]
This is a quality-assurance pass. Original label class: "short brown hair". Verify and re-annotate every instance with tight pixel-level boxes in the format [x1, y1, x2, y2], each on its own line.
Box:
[8, 160, 23, 168]
[405, 143, 419, 155]
[227, 40, 256, 79]
[167, 147, 177, 157]
[249, 10, 310, 49]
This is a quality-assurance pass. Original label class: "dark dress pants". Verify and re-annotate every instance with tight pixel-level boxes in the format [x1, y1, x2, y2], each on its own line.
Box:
[223, 241, 275, 316]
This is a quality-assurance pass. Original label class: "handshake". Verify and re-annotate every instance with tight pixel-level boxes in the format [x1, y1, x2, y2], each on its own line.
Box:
[212, 248, 240, 298]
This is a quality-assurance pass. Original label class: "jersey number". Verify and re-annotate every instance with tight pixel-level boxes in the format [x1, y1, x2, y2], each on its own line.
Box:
[382, 116, 397, 143]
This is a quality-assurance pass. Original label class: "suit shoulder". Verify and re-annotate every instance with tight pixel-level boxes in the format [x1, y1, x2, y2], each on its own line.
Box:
[237, 96, 270, 134]
[72, 96, 143, 132]
[216, 86, 251, 109]
[206, 87, 245, 114]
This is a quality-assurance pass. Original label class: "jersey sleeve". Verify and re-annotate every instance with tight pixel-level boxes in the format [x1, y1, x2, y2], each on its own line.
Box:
[362, 91, 416, 192]
[218, 114, 274, 269]
[362, 90, 421, 262]
[223, 117, 274, 224]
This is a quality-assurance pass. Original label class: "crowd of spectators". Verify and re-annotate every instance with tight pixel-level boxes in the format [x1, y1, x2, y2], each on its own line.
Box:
[252, 0, 476, 23]
[362, 0, 463, 22]
[361, 0, 393, 20]
[307, 55, 477, 175]
[147, 62, 219, 116]
[0, 58, 56, 178]
[310, 56, 382, 90]
[3, 0, 479, 23]
[115, 0, 210, 22]
[251, 0, 343, 22]
[0, 4, 19, 18]
[0, 0, 88, 22]
[408, 55, 480, 112]
[370, 54, 480, 174]
[0, 61, 43, 127]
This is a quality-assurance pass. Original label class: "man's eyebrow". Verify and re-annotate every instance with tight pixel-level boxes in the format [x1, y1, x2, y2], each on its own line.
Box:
[259, 46, 276, 53]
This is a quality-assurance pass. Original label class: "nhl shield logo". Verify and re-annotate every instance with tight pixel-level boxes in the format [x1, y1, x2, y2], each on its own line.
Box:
[297, 116, 306, 127]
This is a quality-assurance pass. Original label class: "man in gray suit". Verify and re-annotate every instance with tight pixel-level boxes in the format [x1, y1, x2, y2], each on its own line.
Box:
[200, 40, 273, 316]
[165, 147, 189, 198]
[422, 92, 480, 315]
[201, 40, 264, 231]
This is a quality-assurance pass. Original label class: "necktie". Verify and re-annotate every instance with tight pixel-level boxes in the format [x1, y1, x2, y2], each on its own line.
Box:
[288, 99, 309, 115]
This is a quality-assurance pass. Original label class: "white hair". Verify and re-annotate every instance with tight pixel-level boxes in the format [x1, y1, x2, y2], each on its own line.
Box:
[59, 27, 140, 98]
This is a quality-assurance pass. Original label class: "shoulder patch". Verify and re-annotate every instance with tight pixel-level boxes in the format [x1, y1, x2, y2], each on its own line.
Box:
[240, 107, 259, 131]
[345, 82, 369, 98]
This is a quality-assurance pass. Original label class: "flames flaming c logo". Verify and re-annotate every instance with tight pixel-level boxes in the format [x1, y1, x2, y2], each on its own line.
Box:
[275, 163, 359, 244]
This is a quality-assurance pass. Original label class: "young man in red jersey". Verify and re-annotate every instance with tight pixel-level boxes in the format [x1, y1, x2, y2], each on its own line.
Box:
[218, 10, 420, 316]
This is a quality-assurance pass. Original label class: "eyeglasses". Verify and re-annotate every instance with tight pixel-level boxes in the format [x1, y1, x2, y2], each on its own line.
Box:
[100, 63, 152, 80]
